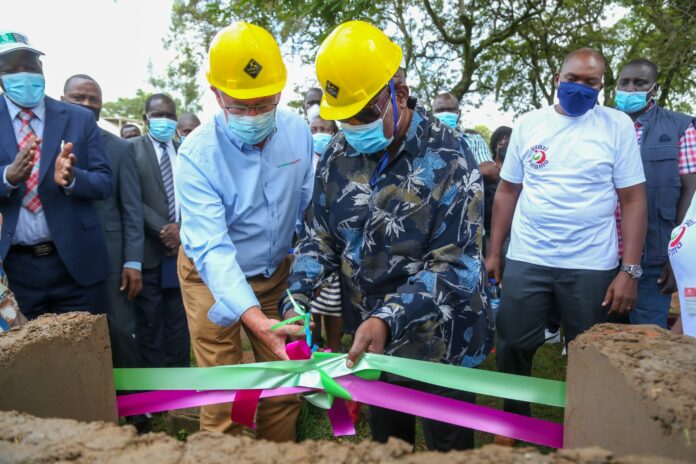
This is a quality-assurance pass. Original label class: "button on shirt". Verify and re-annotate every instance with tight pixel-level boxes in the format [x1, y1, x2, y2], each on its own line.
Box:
[2, 96, 51, 245]
[284, 105, 494, 367]
[149, 135, 180, 222]
[176, 109, 314, 326]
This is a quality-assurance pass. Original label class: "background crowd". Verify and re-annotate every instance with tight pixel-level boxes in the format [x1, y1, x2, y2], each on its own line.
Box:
[0, 16, 694, 452]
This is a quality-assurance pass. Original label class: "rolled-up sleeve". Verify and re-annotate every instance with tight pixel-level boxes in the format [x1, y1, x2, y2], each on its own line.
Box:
[176, 153, 259, 326]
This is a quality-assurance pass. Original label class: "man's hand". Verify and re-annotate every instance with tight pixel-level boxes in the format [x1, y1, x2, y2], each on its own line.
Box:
[7, 136, 40, 186]
[54, 142, 76, 187]
[346, 317, 389, 368]
[120, 268, 143, 300]
[242, 306, 306, 360]
[283, 308, 310, 341]
[657, 262, 677, 295]
[160, 223, 181, 251]
[485, 253, 502, 285]
[602, 271, 638, 315]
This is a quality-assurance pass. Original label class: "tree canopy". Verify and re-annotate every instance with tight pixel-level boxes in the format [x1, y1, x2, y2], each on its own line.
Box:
[152, 0, 695, 117]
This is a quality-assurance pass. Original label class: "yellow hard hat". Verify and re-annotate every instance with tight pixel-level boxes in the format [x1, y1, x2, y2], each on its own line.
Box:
[316, 21, 402, 121]
[207, 22, 287, 100]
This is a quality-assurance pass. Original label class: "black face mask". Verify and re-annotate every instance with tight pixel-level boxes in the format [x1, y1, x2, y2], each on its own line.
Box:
[497, 146, 507, 162]
[76, 103, 101, 121]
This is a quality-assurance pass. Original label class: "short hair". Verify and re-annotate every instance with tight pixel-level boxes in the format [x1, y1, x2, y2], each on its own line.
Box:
[63, 73, 101, 94]
[433, 92, 460, 106]
[622, 58, 659, 81]
[178, 112, 201, 125]
[145, 93, 176, 112]
[561, 47, 606, 73]
[120, 123, 139, 134]
[304, 87, 322, 99]
[489, 126, 513, 154]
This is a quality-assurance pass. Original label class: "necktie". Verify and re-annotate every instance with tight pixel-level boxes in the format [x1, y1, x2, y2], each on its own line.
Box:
[159, 142, 176, 222]
[18, 110, 42, 214]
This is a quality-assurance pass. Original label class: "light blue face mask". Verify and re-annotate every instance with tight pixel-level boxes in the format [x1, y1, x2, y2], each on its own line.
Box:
[1, 72, 45, 108]
[148, 117, 177, 143]
[312, 132, 332, 156]
[615, 84, 656, 114]
[225, 110, 276, 145]
[434, 111, 459, 128]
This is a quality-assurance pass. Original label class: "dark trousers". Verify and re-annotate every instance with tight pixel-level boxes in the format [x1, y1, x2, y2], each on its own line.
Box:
[630, 264, 671, 328]
[496, 259, 617, 416]
[4, 248, 106, 320]
[103, 271, 142, 368]
[134, 266, 189, 367]
[369, 374, 475, 451]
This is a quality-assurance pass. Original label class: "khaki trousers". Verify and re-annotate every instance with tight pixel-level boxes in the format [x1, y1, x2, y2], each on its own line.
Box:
[177, 248, 301, 442]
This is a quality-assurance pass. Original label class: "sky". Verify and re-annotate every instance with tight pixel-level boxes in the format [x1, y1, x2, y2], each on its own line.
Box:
[2, 0, 515, 129]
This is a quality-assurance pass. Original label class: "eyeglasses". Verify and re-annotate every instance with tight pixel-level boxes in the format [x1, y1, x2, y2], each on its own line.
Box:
[223, 102, 278, 117]
[341, 85, 391, 125]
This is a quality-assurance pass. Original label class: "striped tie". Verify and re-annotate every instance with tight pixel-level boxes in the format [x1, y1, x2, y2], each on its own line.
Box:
[18, 110, 42, 214]
[159, 142, 176, 222]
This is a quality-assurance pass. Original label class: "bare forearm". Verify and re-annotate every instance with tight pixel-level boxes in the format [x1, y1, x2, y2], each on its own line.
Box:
[488, 180, 521, 257]
[618, 185, 647, 265]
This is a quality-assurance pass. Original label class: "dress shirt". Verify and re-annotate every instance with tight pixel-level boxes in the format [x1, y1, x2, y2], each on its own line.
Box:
[176, 109, 314, 326]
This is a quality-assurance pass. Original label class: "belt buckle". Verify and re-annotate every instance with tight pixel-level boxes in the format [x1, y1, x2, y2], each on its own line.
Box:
[34, 244, 53, 257]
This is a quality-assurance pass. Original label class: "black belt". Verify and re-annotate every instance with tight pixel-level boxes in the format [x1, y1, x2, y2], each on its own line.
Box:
[10, 242, 56, 257]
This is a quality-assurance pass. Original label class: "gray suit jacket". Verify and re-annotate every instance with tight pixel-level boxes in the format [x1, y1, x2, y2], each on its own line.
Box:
[131, 135, 178, 270]
[95, 129, 144, 275]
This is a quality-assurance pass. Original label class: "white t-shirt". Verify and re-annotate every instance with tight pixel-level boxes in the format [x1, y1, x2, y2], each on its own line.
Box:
[668, 196, 696, 338]
[501, 105, 645, 270]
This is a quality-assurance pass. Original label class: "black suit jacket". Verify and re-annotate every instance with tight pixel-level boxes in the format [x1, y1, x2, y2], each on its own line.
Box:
[94, 130, 144, 275]
[131, 135, 178, 270]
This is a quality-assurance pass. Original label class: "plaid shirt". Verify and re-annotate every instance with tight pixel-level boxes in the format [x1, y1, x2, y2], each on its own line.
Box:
[282, 104, 494, 367]
[616, 104, 696, 256]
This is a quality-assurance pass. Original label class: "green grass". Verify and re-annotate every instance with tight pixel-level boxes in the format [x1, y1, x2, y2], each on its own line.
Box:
[137, 337, 567, 452]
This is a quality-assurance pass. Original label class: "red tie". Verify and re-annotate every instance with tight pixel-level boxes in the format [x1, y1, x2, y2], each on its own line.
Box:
[17, 110, 42, 214]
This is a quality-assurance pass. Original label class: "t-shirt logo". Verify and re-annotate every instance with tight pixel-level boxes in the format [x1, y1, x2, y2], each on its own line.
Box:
[527, 144, 549, 169]
[669, 219, 695, 256]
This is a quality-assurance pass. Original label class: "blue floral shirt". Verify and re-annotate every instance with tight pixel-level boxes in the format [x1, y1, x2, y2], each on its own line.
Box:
[283, 104, 494, 367]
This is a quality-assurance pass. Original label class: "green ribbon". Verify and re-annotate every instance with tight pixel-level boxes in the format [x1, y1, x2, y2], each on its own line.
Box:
[114, 352, 565, 407]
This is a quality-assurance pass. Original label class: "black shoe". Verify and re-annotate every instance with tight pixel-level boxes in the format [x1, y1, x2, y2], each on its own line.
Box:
[126, 414, 152, 434]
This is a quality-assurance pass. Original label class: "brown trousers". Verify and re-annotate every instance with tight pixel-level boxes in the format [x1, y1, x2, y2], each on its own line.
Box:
[177, 248, 301, 442]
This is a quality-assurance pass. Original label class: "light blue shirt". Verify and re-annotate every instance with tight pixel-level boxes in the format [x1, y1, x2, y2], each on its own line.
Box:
[2, 95, 52, 245]
[176, 109, 314, 326]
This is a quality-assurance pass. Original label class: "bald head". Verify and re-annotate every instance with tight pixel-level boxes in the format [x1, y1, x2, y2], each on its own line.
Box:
[177, 112, 201, 138]
[557, 47, 605, 91]
[432, 92, 460, 114]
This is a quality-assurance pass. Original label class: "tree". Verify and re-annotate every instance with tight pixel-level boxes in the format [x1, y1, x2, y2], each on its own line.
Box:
[472, 124, 492, 143]
[101, 88, 184, 120]
[159, 0, 696, 116]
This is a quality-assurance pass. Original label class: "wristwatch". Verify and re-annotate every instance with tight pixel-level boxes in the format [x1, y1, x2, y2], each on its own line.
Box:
[620, 264, 643, 280]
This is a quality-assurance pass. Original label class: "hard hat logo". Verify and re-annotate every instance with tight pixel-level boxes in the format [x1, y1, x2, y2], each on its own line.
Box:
[244, 59, 263, 79]
[325, 81, 340, 99]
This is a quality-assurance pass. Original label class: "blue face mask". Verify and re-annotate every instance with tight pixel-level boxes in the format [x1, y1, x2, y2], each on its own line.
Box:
[557, 81, 600, 117]
[1, 72, 45, 108]
[148, 117, 177, 143]
[434, 111, 459, 128]
[615, 85, 655, 114]
[225, 110, 276, 145]
[312, 132, 332, 156]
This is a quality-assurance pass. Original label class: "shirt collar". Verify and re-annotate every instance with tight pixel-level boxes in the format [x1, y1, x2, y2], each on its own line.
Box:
[4, 94, 45, 123]
[635, 100, 657, 127]
[148, 133, 175, 151]
[215, 110, 278, 151]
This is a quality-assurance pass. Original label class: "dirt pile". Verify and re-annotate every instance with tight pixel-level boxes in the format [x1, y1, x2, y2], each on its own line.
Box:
[565, 323, 696, 462]
[0, 313, 116, 423]
[0, 411, 684, 464]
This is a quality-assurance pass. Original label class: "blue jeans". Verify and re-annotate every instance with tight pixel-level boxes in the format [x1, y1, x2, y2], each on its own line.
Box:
[630, 264, 672, 328]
